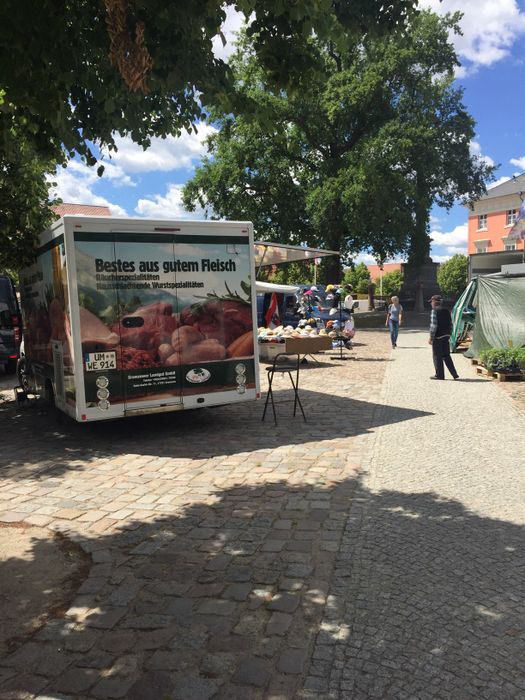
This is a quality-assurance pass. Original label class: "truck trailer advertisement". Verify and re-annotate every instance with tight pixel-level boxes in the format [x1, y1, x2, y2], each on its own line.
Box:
[19, 217, 259, 422]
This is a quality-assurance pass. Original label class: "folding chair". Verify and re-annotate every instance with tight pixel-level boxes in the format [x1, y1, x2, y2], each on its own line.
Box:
[261, 352, 306, 425]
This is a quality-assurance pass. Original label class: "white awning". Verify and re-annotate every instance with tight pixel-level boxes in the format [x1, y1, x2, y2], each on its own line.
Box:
[255, 281, 300, 294]
[254, 241, 339, 268]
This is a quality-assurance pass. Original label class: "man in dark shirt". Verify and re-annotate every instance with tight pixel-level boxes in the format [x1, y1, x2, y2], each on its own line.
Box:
[428, 295, 459, 380]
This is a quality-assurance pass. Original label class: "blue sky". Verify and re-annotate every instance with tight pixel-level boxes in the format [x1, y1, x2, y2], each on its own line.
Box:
[50, 0, 525, 266]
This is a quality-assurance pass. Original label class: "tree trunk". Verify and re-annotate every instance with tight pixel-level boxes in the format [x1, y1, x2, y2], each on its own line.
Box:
[320, 251, 342, 284]
[409, 176, 432, 314]
[414, 280, 424, 313]
[367, 282, 376, 311]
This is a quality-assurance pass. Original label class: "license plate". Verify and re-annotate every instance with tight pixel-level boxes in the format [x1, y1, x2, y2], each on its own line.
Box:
[85, 351, 117, 372]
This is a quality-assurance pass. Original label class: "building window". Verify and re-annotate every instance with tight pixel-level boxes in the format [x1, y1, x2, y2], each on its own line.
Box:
[478, 214, 487, 230]
[475, 245, 488, 253]
[506, 209, 517, 226]
[505, 243, 516, 251]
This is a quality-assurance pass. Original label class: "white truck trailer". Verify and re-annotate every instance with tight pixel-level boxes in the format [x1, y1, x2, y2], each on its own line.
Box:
[18, 216, 259, 422]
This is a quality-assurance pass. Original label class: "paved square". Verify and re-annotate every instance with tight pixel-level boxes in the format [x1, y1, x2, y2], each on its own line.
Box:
[0, 327, 524, 699]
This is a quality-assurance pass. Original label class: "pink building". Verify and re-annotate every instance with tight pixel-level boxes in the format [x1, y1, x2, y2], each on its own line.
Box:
[468, 174, 525, 254]
[367, 262, 402, 281]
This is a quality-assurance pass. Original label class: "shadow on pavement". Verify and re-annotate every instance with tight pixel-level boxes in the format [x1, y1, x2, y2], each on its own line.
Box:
[0, 477, 522, 699]
[0, 390, 432, 480]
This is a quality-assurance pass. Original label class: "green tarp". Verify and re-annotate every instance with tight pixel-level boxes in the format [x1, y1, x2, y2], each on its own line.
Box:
[464, 276, 525, 357]
[450, 279, 477, 352]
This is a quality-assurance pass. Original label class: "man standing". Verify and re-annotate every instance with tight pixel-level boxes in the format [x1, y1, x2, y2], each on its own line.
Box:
[428, 294, 459, 380]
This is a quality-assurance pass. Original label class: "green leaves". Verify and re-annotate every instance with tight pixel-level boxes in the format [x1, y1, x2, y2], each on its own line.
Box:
[184, 10, 492, 282]
[0, 115, 57, 270]
[0, 0, 419, 168]
[437, 254, 468, 297]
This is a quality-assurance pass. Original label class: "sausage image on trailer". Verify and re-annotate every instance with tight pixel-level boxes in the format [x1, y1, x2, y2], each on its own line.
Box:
[18, 216, 259, 422]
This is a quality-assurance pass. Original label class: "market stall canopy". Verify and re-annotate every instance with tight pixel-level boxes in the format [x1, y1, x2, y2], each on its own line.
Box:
[254, 241, 339, 275]
[255, 281, 300, 294]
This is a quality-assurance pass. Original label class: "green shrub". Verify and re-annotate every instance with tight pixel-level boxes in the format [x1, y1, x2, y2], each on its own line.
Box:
[513, 347, 525, 369]
[479, 347, 525, 372]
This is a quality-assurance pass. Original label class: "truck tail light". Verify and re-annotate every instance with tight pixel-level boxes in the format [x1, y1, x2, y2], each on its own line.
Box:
[12, 315, 21, 343]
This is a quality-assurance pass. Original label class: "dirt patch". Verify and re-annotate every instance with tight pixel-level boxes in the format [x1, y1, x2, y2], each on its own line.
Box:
[497, 380, 525, 416]
[0, 524, 91, 654]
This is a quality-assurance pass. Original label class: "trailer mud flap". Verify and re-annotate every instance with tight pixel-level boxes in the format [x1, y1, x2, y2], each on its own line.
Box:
[51, 340, 66, 410]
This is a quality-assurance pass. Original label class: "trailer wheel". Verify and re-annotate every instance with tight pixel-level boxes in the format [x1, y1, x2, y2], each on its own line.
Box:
[43, 379, 55, 407]
[16, 357, 32, 392]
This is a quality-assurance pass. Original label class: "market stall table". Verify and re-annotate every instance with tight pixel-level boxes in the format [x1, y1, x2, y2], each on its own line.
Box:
[259, 335, 332, 364]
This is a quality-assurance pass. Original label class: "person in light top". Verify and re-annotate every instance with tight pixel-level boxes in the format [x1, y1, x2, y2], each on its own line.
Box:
[385, 295, 403, 349]
[343, 284, 354, 312]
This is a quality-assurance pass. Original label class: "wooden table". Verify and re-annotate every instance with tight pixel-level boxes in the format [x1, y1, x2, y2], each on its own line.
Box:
[259, 335, 332, 363]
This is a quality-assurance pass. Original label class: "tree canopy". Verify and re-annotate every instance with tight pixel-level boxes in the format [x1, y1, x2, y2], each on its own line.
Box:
[183, 11, 493, 280]
[437, 254, 468, 297]
[375, 270, 404, 297]
[0, 0, 418, 166]
[343, 263, 371, 294]
[0, 0, 418, 271]
[0, 107, 57, 270]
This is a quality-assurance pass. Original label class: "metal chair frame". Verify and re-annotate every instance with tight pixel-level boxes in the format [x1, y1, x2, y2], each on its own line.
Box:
[261, 352, 306, 425]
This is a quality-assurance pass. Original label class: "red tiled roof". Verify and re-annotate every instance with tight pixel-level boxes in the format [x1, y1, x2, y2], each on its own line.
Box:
[53, 203, 112, 217]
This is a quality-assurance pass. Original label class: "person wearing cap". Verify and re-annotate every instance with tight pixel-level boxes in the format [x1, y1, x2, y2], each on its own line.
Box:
[428, 295, 459, 380]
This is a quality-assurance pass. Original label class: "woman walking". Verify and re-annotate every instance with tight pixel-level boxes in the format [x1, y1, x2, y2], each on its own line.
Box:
[386, 296, 403, 349]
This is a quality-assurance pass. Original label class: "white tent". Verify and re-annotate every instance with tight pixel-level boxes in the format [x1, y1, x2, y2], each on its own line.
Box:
[254, 241, 338, 274]
[255, 281, 300, 294]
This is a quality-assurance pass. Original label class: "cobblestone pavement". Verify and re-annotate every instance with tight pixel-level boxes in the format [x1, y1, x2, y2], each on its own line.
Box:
[308, 331, 525, 699]
[0, 331, 396, 699]
[0, 327, 524, 699]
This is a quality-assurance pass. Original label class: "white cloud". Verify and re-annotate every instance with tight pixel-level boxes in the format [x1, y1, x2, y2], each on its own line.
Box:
[430, 224, 468, 249]
[105, 123, 217, 174]
[350, 253, 405, 266]
[431, 254, 453, 263]
[429, 214, 442, 230]
[470, 141, 495, 168]
[212, 6, 247, 61]
[488, 175, 512, 189]
[49, 162, 128, 216]
[510, 156, 525, 170]
[445, 245, 468, 255]
[351, 253, 379, 266]
[135, 184, 210, 219]
[421, 0, 525, 72]
[65, 159, 136, 188]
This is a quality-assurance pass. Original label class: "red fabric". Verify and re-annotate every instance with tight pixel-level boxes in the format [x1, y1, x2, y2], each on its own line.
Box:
[265, 293, 280, 328]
